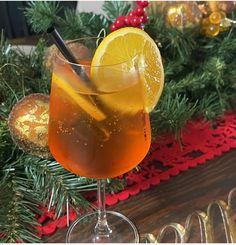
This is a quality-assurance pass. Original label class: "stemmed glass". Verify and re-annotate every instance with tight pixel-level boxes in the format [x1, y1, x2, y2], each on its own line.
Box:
[48, 38, 152, 243]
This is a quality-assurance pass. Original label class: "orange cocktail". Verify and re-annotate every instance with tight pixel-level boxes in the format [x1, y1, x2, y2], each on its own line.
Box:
[48, 28, 164, 243]
[48, 58, 151, 179]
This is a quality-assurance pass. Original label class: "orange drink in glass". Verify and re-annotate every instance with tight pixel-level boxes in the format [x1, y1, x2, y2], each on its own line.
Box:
[48, 28, 164, 243]
[49, 60, 151, 179]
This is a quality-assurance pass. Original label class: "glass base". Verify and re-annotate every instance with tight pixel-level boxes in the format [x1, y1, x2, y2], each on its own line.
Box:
[66, 210, 139, 243]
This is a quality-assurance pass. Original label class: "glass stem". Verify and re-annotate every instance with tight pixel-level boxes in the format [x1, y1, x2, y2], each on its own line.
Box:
[94, 179, 112, 240]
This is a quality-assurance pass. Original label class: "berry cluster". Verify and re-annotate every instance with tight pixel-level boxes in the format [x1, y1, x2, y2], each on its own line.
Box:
[110, 0, 149, 32]
[202, 11, 230, 37]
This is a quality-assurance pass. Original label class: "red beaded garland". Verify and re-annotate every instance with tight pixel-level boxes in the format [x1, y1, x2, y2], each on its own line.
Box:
[110, 0, 149, 32]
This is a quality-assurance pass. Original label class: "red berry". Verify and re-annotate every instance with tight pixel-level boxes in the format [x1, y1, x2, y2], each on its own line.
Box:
[128, 11, 136, 17]
[114, 18, 125, 28]
[130, 16, 141, 27]
[124, 16, 131, 26]
[117, 16, 126, 22]
[136, 0, 149, 8]
[140, 13, 148, 23]
[135, 6, 145, 16]
[110, 23, 117, 32]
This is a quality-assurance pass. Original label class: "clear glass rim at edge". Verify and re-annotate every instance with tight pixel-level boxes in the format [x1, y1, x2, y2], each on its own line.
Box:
[55, 37, 143, 69]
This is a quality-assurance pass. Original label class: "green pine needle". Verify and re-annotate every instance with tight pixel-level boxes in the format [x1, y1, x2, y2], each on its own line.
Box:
[151, 93, 197, 138]
[0, 173, 41, 243]
[102, 1, 132, 22]
[197, 93, 225, 120]
[62, 11, 110, 39]
[24, 1, 62, 33]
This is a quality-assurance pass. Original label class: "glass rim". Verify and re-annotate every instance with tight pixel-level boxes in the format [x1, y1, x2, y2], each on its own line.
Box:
[55, 37, 142, 68]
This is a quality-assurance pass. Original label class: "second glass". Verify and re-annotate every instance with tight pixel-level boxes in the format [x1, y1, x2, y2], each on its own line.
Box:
[48, 38, 151, 243]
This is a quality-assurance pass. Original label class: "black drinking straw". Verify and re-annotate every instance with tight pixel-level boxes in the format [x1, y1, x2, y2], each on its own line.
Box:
[47, 27, 91, 84]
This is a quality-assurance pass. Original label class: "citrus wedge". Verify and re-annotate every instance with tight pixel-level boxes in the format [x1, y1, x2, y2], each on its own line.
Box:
[53, 73, 106, 121]
[91, 27, 164, 113]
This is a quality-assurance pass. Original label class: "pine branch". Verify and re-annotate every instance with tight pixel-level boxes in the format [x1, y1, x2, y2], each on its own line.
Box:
[21, 155, 126, 218]
[60, 9, 89, 38]
[102, 1, 132, 22]
[0, 33, 49, 111]
[150, 93, 197, 138]
[0, 119, 16, 165]
[24, 1, 62, 33]
[145, 8, 197, 62]
[197, 93, 225, 120]
[21, 156, 96, 218]
[0, 32, 24, 104]
[0, 172, 41, 243]
[106, 178, 126, 194]
[24, 2, 110, 39]
[61, 10, 110, 39]
[218, 30, 236, 61]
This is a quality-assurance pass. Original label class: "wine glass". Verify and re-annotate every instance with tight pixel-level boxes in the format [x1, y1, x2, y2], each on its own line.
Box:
[48, 38, 152, 243]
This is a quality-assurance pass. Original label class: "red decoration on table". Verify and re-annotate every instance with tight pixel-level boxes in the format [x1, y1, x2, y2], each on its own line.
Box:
[37, 111, 236, 237]
[110, 0, 149, 31]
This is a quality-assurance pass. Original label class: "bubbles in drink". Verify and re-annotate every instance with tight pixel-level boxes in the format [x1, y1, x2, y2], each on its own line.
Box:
[49, 59, 151, 178]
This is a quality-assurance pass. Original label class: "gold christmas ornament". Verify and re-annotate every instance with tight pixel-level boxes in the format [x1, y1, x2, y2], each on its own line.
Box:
[164, 2, 203, 31]
[8, 93, 51, 159]
[201, 10, 230, 37]
[209, 11, 223, 25]
[205, 23, 220, 37]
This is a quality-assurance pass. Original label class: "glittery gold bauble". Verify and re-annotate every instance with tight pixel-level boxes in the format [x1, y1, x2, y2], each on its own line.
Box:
[44, 42, 90, 70]
[8, 93, 51, 159]
[165, 2, 203, 31]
